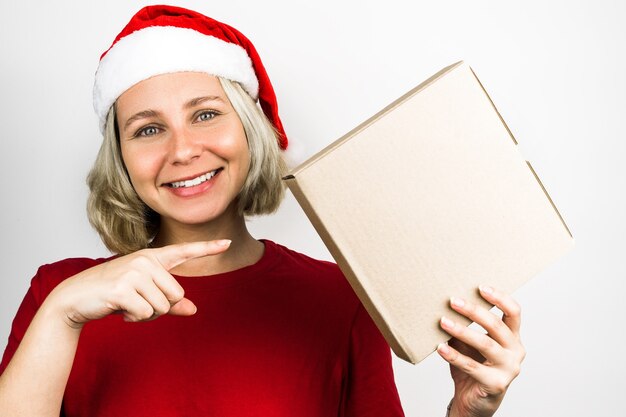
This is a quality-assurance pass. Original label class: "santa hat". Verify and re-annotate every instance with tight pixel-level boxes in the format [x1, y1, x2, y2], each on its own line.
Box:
[93, 4, 289, 152]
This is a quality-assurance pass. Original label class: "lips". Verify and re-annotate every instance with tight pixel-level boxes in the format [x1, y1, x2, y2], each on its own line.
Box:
[165, 168, 223, 188]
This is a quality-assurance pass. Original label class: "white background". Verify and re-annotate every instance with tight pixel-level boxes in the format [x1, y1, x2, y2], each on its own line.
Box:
[0, 1, 623, 416]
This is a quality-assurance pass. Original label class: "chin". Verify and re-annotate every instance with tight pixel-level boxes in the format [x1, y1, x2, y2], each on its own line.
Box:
[172, 205, 236, 225]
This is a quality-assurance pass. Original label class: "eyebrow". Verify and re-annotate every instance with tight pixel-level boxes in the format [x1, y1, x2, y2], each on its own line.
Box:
[122, 96, 225, 132]
[185, 95, 224, 108]
[123, 110, 160, 131]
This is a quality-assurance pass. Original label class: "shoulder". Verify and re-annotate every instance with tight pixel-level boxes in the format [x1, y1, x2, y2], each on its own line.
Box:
[265, 240, 343, 278]
[37, 256, 112, 277]
[263, 240, 359, 302]
[29, 256, 113, 303]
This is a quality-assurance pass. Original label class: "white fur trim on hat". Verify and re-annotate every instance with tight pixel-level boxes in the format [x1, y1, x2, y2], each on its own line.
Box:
[93, 26, 259, 133]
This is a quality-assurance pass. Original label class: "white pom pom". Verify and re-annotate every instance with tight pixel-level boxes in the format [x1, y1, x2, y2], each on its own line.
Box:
[282, 138, 310, 170]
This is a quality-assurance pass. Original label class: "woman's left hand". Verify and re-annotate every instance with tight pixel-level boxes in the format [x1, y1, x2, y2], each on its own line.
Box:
[437, 285, 525, 417]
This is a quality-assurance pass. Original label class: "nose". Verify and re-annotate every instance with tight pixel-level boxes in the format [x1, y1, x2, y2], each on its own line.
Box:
[168, 127, 202, 165]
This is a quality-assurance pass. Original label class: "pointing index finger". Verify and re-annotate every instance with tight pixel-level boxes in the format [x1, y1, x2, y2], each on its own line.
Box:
[156, 240, 231, 271]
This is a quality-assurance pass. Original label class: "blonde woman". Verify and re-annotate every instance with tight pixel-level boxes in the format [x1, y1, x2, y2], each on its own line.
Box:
[0, 5, 525, 417]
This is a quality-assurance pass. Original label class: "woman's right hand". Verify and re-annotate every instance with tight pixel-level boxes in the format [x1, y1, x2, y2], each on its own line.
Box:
[45, 240, 231, 329]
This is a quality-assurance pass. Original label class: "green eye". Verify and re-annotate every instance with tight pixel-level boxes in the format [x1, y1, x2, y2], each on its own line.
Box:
[136, 126, 160, 137]
[197, 111, 217, 122]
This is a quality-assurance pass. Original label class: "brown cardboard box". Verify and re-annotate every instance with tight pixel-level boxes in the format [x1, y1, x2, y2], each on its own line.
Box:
[283, 61, 574, 364]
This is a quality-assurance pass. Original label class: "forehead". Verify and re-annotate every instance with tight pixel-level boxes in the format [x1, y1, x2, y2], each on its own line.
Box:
[116, 72, 226, 115]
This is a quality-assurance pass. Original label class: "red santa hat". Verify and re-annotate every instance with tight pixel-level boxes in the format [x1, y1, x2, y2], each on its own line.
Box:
[93, 4, 289, 151]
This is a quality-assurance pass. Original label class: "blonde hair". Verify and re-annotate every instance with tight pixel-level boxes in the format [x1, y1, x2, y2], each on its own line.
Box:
[87, 76, 287, 254]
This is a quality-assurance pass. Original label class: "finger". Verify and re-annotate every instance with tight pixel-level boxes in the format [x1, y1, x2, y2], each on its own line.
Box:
[437, 342, 491, 385]
[155, 240, 232, 270]
[437, 343, 512, 396]
[449, 337, 485, 364]
[148, 266, 197, 316]
[150, 267, 186, 305]
[134, 280, 173, 318]
[479, 286, 522, 335]
[120, 292, 155, 322]
[168, 297, 197, 316]
[449, 296, 514, 348]
[440, 316, 505, 363]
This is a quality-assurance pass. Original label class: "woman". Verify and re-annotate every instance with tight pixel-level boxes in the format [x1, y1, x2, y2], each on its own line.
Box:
[0, 5, 525, 417]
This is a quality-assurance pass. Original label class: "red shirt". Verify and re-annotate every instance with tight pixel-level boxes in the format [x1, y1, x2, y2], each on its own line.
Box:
[1, 240, 405, 416]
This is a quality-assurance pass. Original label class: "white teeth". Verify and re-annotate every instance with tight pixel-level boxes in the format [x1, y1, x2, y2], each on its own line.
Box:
[169, 170, 218, 188]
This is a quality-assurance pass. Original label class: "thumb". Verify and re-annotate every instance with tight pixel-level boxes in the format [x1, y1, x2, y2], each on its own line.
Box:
[168, 297, 197, 317]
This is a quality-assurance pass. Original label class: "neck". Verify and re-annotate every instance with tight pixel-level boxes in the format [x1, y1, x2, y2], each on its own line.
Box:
[152, 204, 264, 276]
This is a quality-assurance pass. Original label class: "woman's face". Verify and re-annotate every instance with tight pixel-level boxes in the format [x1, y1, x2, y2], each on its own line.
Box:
[116, 72, 250, 227]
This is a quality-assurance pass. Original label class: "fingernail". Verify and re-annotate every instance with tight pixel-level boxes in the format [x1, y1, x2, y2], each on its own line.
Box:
[441, 316, 455, 329]
[437, 343, 450, 355]
[479, 285, 494, 295]
[450, 297, 465, 308]
[216, 239, 231, 247]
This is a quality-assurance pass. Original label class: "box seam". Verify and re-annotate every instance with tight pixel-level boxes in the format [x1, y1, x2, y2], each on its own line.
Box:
[525, 161, 574, 239]
[469, 66, 519, 146]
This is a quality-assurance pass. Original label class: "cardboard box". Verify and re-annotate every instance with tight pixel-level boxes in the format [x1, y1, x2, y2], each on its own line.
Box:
[283, 61, 574, 364]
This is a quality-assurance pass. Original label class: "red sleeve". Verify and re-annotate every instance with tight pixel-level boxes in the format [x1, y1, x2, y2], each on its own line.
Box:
[1, 258, 106, 377]
[0, 269, 46, 377]
[0, 260, 91, 417]
[341, 303, 405, 417]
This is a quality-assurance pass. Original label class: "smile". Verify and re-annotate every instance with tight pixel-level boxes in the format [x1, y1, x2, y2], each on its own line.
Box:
[167, 168, 222, 188]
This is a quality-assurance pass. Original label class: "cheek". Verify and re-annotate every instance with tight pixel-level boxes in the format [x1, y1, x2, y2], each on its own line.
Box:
[120, 144, 162, 190]
[215, 122, 250, 172]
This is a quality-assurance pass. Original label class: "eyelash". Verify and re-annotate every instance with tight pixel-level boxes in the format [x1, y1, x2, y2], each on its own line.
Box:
[195, 110, 219, 122]
[134, 125, 161, 138]
[132, 110, 220, 138]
